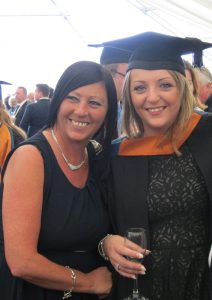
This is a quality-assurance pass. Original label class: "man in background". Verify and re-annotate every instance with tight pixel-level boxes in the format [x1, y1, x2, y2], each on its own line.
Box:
[100, 47, 130, 136]
[14, 86, 29, 126]
[89, 43, 133, 136]
[20, 83, 50, 137]
[195, 67, 212, 112]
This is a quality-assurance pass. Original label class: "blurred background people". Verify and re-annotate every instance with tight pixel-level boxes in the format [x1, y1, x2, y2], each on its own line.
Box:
[27, 91, 36, 103]
[195, 67, 212, 112]
[99, 47, 130, 136]
[89, 36, 136, 136]
[8, 96, 18, 117]
[0, 80, 12, 108]
[20, 83, 51, 137]
[0, 101, 26, 171]
[49, 87, 54, 99]
[183, 59, 207, 111]
[14, 86, 29, 126]
[3, 95, 11, 112]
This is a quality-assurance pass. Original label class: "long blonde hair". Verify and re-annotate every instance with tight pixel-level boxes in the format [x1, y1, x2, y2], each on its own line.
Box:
[184, 60, 207, 110]
[0, 104, 27, 139]
[122, 70, 195, 154]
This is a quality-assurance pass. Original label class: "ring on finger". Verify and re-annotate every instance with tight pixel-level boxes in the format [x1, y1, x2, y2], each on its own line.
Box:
[115, 263, 120, 271]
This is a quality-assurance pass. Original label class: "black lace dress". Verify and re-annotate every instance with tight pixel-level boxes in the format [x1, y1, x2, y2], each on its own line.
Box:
[148, 145, 210, 300]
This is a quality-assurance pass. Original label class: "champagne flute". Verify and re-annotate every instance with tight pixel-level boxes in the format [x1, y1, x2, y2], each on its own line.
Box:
[123, 227, 148, 300]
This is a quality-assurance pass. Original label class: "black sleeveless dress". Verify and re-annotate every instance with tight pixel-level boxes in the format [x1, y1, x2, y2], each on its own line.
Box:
[0, 132, 111, 300]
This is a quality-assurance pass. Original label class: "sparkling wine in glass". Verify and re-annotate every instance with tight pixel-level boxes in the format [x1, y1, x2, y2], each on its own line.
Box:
[123, 227, 148, 300]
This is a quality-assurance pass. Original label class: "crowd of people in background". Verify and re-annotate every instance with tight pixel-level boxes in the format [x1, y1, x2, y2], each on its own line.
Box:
[0, 84, 54, 169]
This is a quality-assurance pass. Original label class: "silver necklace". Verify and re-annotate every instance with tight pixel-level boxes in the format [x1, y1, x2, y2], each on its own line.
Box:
[50, 128, 87, 171]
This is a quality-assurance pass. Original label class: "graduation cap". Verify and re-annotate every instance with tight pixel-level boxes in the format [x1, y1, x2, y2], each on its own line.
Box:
[184, 37, 212, 67]
[88, 33, 148, 64]
[0, 80, 12, 101]
[127, 32, 212, 75]
[88, 43, 132, 65]
[99, 47, 132, 64]
[89, 32, 175, 64]
[90, 31, 212, 75]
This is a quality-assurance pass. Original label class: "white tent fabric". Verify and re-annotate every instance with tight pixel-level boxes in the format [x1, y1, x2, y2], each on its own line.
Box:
[127, 0, 212, 63]
[128, 0, 212, 37]
[0, 0, 212, 95]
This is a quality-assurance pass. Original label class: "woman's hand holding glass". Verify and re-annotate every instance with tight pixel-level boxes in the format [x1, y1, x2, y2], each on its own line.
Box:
[103, 234, 150, 279]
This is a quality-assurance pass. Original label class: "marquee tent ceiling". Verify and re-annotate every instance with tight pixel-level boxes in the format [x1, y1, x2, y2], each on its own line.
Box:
[0, 0, 212, 93]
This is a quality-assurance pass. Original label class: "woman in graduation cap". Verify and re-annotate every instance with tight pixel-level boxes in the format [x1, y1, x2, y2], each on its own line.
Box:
[99, 32, 212, 300]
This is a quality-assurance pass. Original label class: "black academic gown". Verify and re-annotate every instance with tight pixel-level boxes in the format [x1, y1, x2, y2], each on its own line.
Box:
[108, 112, 212, 300]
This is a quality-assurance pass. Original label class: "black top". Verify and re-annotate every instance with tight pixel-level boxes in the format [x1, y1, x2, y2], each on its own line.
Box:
[0, 132, 111, 300]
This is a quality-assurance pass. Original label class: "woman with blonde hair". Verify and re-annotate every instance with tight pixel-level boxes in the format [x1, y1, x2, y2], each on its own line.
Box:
[183, 59, 207, 111]
[99, 32, 212, 300]
[0, 102, 26, 170]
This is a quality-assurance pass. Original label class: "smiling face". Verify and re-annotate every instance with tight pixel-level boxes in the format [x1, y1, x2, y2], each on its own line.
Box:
[130, 69, 181, 137]
[55, 81, 108, 144]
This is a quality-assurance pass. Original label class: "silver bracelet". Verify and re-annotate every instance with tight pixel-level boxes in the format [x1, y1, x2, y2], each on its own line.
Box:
[62, 266, 76, 299]
[98, 234, 113, 261]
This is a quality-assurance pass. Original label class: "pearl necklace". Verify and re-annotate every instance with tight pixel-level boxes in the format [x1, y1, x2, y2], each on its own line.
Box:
[51, 128, 87, 171]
